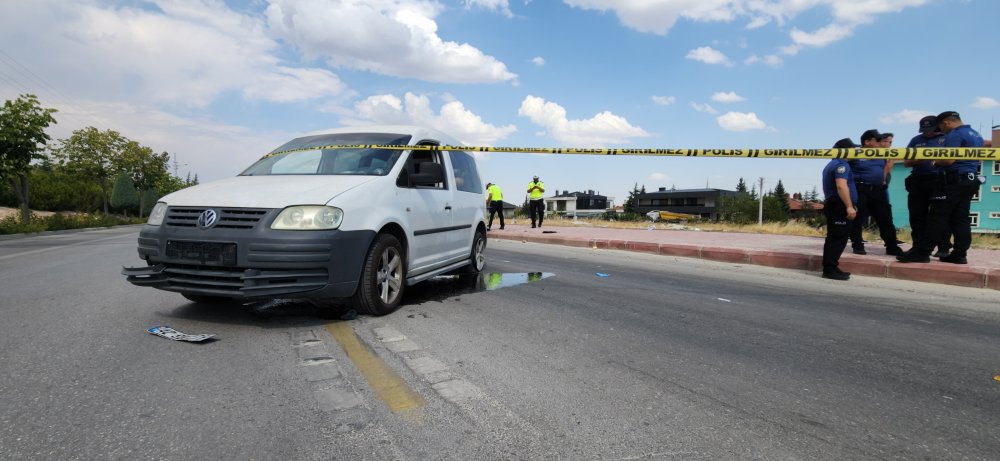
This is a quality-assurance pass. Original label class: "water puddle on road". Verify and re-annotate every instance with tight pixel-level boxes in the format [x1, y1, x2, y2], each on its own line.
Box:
[403, 271, 555, 303]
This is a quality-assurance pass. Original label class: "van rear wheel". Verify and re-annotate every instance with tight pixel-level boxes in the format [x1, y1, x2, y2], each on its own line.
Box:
[353, 234, 405, 316]
[463, 228, 486, 274]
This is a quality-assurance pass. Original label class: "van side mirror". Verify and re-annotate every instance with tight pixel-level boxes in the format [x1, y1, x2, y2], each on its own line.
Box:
[409, 162, 445, 186]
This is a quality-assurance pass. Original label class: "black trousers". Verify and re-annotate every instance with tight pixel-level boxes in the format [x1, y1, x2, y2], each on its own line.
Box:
[850, 183, 897, 248]
[905, 174, 951, 252]
[488, 201, 504, 229]
[823, 199, 851, 272]
[529, 199, 544, 226]
[914, 174, 978, 257]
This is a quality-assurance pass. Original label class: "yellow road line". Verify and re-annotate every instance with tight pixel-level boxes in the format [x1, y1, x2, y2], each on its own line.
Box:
[326, 322, 425, 414]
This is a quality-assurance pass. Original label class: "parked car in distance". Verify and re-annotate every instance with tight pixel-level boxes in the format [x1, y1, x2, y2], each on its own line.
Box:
[122, 126, 488, 315]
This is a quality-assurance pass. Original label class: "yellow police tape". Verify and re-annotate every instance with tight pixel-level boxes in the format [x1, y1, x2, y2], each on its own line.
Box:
[265, 144, 999, 160]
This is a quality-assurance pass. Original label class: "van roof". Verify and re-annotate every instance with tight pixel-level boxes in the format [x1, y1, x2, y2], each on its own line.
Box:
[302, 125, 463, 147]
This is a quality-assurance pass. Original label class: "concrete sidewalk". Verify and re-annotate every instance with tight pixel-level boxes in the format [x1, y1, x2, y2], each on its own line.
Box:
[487, 222, 1000, 291]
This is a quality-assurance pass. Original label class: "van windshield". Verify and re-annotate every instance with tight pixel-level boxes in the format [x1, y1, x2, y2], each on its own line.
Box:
[240, 132, 412, 176]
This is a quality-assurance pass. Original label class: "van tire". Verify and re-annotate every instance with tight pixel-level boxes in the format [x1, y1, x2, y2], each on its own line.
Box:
[462, 229, 487, 275]
[353, 233, 405, 316]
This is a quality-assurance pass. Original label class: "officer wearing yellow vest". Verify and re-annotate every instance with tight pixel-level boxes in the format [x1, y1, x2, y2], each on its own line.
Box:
[527, 175, 545, 228]
[486, 182, 504, 231]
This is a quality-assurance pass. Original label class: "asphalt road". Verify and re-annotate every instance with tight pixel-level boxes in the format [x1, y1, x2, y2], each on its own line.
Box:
[1, 227, 999, 460]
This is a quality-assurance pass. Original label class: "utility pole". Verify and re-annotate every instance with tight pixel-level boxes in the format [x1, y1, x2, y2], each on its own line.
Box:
[757, 177, 765, 225]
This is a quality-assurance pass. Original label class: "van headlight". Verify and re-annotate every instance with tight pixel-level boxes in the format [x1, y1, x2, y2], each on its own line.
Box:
[272, 206, 344, 230]
[147, 202, 168, 226]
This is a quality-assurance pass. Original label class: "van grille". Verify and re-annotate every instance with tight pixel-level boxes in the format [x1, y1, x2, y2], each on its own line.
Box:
[165, 207, 269, 230]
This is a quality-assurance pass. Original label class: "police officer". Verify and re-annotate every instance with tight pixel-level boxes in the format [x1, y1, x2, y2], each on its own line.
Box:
[898, 111, 983, 264]
[527, 175, 545, 228]
[486, 182, 505, 231]
[821, 138, 860, 280]
[903, 116, 950, 257]
[848, 129, 903, 256]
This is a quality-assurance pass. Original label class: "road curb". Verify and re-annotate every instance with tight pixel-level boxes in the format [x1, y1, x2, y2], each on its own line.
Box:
[488, 230, 1000, 291]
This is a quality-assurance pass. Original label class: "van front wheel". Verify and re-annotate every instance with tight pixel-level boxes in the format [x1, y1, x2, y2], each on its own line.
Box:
[353, 234, 405, 316]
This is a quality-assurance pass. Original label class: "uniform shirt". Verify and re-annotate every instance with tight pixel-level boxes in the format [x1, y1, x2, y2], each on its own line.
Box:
[906, 133, 945, 176]
[847, 158, 886, 185]
[823, 159, 858, 204]
[486, 184, 503, 201]
[940, 125, 983, 175]
[527, 181, 545, 200]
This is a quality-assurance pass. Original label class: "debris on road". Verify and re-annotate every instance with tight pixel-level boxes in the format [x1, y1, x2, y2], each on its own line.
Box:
[147, 326, 215, 342]
[595, 273, 610, 277]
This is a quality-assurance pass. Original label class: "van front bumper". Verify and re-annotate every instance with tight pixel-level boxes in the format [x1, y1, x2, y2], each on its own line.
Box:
[122, 213, 375, 300]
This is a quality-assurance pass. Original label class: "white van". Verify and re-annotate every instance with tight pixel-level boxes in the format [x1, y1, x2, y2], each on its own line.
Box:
[123, 126, 487, 315]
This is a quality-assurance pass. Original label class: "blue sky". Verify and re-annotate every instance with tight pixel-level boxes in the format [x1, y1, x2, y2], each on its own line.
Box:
[1, 0, 997, 204]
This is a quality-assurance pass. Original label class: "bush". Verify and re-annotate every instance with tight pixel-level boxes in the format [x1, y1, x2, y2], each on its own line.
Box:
[0, 214, 46, 234]
[0, 212, 143, 235]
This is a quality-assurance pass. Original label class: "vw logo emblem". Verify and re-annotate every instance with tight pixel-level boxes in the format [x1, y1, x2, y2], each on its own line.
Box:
[197, 209, 219, 229]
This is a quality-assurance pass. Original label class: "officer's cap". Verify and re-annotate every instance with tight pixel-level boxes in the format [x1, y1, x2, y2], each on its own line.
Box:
[876, 132, 893, 141]
[918, 115, 937, 132]
[833, 138, 859, 148]
[935, 111, 960, 124]
[860, 129, 881, 143]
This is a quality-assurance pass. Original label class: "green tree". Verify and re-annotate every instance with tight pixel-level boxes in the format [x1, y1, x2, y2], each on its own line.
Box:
[735, 177, 748, 193]
[772, 179, 790, 214]
[121, 142, 170, 218]
[110, 172, 138, 215]
[54, 127, 128, 214]
[623, 183, 646, 214]
[718, 192, 757, 224]
[0, 94, 58, 222]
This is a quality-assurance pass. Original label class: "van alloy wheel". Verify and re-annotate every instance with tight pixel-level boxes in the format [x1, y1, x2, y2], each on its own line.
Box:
[353, 233, 405, 316]
[376, 246, 403, 304]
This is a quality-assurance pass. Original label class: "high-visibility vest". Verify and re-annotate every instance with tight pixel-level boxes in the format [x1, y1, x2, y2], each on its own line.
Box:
[487, 184, 503, 201]
[527, 181, 544, 200]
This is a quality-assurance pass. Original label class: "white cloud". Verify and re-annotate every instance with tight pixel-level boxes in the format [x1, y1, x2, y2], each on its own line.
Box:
[649, 172, 669, 181]
[711, 91, 745, 103]
[465, 0, 514, 18]
[350, 92, 517, 145]
[0, 0, 349, 108]
[689, 102, 718, 114]
[49, 99, 292, 181]
[563, 0, 736, 36]
[717, 112, 767, 131]
[266, 0, 516, 84]
[879, 109, 932, 126]
[685, 46, 731, 66]
[745, 54, 783, 66]
[972, 96, 1000, 110]
[532, 56, 546, 66]
[517, 95, 650, 145]
[651, 96, 676, 106]
[563, 0, 931, 58]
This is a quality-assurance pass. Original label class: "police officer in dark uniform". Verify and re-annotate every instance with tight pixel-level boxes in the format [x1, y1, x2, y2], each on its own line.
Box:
[898, 111, 983, 264]
[821, 138, 860, 280]
[848, 129, 904, 256]
[903, 116, 950, 257]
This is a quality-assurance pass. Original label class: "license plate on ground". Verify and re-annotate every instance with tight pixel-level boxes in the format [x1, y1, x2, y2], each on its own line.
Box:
[166, 240, 237, 265]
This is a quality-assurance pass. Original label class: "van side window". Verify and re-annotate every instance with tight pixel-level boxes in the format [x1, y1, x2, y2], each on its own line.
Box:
[449, 151, 482, 193]
[396, 144, 446, 189]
